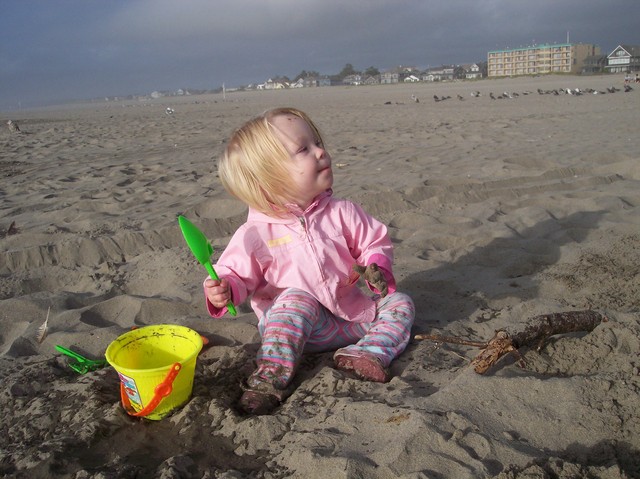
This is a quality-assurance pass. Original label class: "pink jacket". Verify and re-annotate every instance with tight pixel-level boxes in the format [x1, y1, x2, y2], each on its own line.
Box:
[205, 190, 396, 323]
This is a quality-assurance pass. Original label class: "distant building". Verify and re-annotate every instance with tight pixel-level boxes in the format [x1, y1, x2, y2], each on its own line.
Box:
[260, 78, 287, 89]
[463, 63, 482, 80]
[422, 66, 454, 82]
[318, 76, 332, 87]
[605, 45, 640, 73]
[487, 43, 600, 77]
[363, 75, 380, 85]
[582, 54, 607, 74]
[303, 76, 318, 88]
[378, 66, 417, 84]
[380, 70, 400, 84]
[342, 74, 362, 85]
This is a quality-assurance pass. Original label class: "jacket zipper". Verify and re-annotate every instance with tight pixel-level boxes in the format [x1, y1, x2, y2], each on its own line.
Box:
[299, 215, 327, 283]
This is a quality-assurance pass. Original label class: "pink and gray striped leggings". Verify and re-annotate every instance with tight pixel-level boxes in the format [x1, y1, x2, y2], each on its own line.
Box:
[248, 288, 415, 390]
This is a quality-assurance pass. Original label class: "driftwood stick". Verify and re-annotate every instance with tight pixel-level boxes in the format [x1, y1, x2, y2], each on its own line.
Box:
[414, 310, 607, 374]
[509, 310, 605, 352]
[473, 310, 606, 374]
[413, 333, 488, 348]
[470, 330, 523, 374]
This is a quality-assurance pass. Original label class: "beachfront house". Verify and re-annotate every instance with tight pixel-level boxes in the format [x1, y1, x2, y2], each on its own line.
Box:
[605, 45, 640, 73]
[380, 66, 419, 84]
[260, 78, 287, 90]
[342, 74, 362, 86]
[318, 76, 332, 87]
[363, 75, 380, 85]
[464, 63, 482, 79]
[422, 66, 454, 82]
[582, 54, 607, 74]
[303, 76, 319, 88]
[380, 70, 400, 84]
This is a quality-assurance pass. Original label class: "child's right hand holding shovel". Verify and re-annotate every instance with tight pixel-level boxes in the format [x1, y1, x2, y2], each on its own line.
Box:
[204, 278, 233, 309]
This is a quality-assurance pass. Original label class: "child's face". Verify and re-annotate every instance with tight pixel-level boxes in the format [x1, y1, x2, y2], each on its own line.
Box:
[271, 114, 333, 209]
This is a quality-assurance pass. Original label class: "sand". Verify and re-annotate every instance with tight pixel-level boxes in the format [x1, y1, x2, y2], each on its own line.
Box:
[1, 74, 639, 479]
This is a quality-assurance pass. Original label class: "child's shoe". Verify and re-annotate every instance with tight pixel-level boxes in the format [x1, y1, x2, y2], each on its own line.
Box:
[333, 349, 390, 383]
[239, 381, 292, 415]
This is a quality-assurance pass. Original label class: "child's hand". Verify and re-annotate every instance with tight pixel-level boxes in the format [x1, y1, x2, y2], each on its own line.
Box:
[204, 278, 233, 309]
[353, 263, 388, 297]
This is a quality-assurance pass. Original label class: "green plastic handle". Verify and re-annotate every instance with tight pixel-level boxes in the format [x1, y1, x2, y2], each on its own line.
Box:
[178, 215, 237, 316]
[55, 345, 107, 374]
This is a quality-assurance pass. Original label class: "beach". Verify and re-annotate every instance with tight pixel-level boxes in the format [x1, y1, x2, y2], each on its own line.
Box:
[1, 74, 639, 478]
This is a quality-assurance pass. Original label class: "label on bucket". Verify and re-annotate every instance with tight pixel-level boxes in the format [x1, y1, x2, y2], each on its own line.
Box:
[118, 372, 143, 409]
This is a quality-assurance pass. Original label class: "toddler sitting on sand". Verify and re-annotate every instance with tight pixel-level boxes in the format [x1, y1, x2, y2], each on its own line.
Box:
[203, 107, 415, 414]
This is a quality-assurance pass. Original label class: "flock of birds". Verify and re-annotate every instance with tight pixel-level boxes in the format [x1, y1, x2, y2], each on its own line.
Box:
[427, 83, 634, 102]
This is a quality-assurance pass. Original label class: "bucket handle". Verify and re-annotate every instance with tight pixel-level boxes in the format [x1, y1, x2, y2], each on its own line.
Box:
[120, 362, 182, 418]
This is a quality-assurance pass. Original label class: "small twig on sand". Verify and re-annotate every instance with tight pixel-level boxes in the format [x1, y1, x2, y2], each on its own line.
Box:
[446, 349, 472, 363]
[414, 333, 487, 348]
[415, 310, 607, 374]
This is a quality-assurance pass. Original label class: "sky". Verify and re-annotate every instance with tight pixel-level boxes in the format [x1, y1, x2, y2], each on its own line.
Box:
[1, 0, 638, 110]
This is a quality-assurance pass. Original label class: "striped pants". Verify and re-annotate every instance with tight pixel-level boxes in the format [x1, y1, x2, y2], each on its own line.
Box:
[248, 288, 415, 390]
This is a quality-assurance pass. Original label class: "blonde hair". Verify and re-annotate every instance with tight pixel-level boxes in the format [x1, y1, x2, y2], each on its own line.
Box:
[218, 107, 325, 217]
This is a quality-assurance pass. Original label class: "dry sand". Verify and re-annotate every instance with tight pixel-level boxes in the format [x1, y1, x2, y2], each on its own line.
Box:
[1, 74, 639, 479]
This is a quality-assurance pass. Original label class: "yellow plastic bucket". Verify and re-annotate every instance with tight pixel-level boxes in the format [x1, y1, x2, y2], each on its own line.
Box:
[105, 324, 203, 420]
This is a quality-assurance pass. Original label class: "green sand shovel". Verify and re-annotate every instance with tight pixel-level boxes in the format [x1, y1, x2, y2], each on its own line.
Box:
[178, 215, 237, 316]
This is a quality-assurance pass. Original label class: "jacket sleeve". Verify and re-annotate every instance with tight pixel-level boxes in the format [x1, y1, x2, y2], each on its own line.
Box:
[346, 201, 397, 295]
[204, 225, 265, 317]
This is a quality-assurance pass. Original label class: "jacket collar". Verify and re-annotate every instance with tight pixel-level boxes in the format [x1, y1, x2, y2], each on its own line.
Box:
[248, 189, 333, 223]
